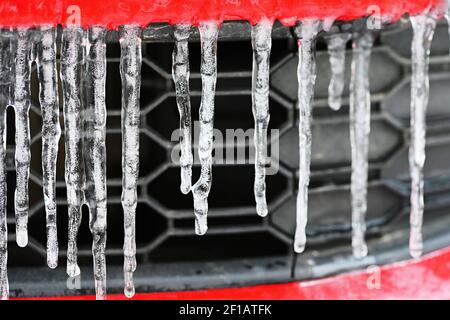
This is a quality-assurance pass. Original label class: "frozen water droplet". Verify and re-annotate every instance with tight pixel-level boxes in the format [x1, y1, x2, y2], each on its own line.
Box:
[173, 24, 193, 195]
[119, 24, 142, 299]
[61, 25, 85, 277]
[294, 20, 322, 253]
[36, 25, 61, 269]
[325, 33, 351, 111]
[84, 26, 108, 300]
[191, 21, 219, 236]
[251, 19, 272, 218]
[350, 31, 374, 260]
[409, 12, 437, 259]
[124, 255, 136, 298]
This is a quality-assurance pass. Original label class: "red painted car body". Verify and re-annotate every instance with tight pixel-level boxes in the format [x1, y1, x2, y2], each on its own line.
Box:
[0, 0, 445, 28]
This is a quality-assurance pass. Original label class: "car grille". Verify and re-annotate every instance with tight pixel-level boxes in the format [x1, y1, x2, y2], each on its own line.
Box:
[6, 20, 450, 297]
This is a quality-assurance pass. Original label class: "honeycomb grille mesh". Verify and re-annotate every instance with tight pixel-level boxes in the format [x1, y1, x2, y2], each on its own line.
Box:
[5, 21, 450, 294]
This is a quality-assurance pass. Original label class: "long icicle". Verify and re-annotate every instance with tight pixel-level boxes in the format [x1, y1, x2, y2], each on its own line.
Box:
[60, 26, 85, 277]
[0, 31, 10, 300]
[325, 33, 351, 111]
[294, 20, 321, 253]
[172, 24, 193, 195]
[12, 28, 32, 248]
[0, 97, 7, 301]
[251, 19, 272, 217]
[349, 32, 374, 259]
[36, 26, 62, 269]
[84, 26, 108, 299]
[409, 13, 437, 258]
[119, 25, 142, 299]
[191, 21, 219, 236]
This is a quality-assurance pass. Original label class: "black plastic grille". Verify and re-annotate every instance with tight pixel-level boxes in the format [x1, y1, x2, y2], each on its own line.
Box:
[6, 20, 450, 297]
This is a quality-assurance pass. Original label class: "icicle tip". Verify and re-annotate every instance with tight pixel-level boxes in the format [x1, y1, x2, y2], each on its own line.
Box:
[293, 238, 306, 254]
[195, 216, 208, 236]
[409, 228, 423, 258]
[16, 228, 28, 248]
[256, 203, 268, 218]
[352, 244, 368, 260]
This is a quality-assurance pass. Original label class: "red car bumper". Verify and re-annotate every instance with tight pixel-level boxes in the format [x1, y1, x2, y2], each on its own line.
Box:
[0, 0, 444, 28]
[16, 246, 450, 300]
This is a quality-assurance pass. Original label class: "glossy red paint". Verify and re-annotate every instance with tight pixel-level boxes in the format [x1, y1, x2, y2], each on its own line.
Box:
[0, 0, 445, 28]
[17, 246, 450, 300]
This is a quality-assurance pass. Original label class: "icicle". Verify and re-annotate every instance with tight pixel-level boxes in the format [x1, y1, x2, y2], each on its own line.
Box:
[12, 28, 32, 248]
[172, 24, 193, 195]
[409, 13, 437, 258]
[36, 26, 62, 269]
[119, 25, 142, 299]
[0, 32, 10, 300]
[191, 21, 219, 236]
[61, 26, 85, 277]
[325, 33, 351, 111]
[0, 104, 7, 301]
[349, 32, 374, 259]
[294, 20, 322, 253]
[84, 26, 108, 299]
[251, 19, 272, 217]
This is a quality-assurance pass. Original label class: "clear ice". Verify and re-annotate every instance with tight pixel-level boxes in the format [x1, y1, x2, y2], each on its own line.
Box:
[251, 19, 272, 218]
[349, 32, 374, 259]
[173, 24, 193, 195]
[409, 13, 437, 258]
[119, 25, 142, 299]
[84, 26, 108, 299]
[60, 26, 85, 277]
[191, 21, 219, 236]
[12, 28, 32, 248]
[0, 31, 10, 300]
[325, 33, 351, 111]
[294, 20, 322, 253]
[36, 26, 62, 269]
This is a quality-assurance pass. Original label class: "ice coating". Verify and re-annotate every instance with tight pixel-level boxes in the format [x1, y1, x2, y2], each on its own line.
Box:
[36, 26, 62, 269]
[0, 31, 10, 300]
[60, 25, 85, 277]
[119, 25, 142, 299]
[84, 26, 108, 299]
[251, 19, 272, 218]
[409, 13, 437, 259]
[350, 32, 374, 259]
[11, 28, 32, 249]
[325, 33, 351, 111]
[172, 24, 193, 195]
[191, 21, 219, 236]
[294, 20, 322, 253]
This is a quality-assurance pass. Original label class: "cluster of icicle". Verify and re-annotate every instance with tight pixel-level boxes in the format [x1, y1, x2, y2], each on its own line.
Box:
[0, 24, 142, 300]
[0, 3, 448, 300]
[170, 1, 446, 289]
